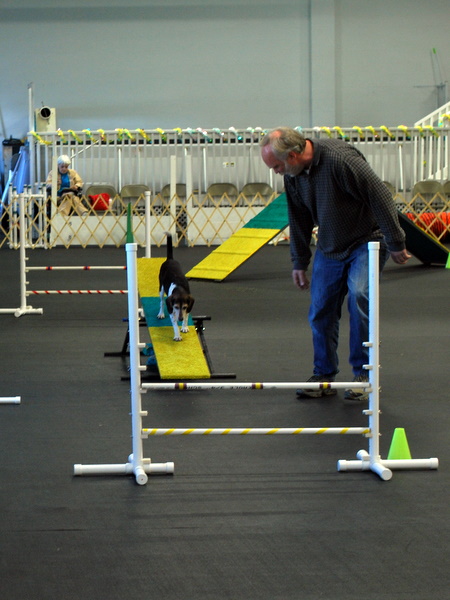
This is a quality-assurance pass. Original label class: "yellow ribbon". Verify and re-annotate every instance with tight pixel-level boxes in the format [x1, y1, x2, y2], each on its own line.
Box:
[333, 126, 348, 140]
[380, 125, 394, 139]
[137, 128, 149, 141]
[156, 128, 167, 142]
[321, 127, 332, 138]
[97, 129, 106, 142]
[82, 128, 95, 142]
[29, 131, 52, 145]
[68, 130, 82, 143]
[352, 126, 365, 138]
[365, 126, 378, 138]
[398, 125, 410, 139]
[122, 128, 134, 141]
[415, 126, 425, 137]
[425, 125, 438, 137]
[57, 128, 67, 143]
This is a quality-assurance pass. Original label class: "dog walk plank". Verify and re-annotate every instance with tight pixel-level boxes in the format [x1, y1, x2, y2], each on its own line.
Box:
[186, 193, 289, 281]
[137, 258, 210, 379]
[149, 326, 210, 380]
[137, 257, 165, 297]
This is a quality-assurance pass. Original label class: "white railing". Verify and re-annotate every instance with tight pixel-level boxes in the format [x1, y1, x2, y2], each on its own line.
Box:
[414, 100, 450, 128]
[28, 126, 450, 197]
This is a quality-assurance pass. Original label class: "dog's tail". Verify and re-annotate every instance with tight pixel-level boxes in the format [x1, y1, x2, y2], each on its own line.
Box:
[165, 232, 173, 260]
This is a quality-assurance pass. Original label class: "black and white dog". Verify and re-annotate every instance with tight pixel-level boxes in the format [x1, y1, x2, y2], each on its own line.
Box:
[157, 233, 195, 341]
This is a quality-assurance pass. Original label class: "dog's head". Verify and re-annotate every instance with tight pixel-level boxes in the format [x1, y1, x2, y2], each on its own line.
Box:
[166, 291, 195, 322]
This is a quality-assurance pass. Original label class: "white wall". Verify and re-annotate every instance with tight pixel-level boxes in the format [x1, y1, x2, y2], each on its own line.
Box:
[0, 0, 310, 138]
[0, 0, 449, 142]
[335, 0, 450, 126]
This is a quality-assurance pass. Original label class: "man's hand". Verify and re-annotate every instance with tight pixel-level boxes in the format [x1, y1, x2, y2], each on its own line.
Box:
[390, 249, 411, 265]
[292, 269, 310, 290]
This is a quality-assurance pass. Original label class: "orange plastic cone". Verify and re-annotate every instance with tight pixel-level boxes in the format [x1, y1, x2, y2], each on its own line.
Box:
[387, 428, 412, 460]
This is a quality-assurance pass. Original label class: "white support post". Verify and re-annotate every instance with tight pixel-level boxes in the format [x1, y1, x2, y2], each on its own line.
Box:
[0, 193, 44, 316]
[144, 190, 152, 258]
[128, 242, 148, 484]
[169, 155, 177, 239]
[365, 241, 392, 480]
[337, 242, 438, 477]
[185, 152, 193, 244]
[73, 243, 174, 483]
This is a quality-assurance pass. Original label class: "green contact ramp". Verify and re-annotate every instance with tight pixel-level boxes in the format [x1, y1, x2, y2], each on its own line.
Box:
[186, 193, 289, 281]
[397, 212, 450, 266]
[137, 258, 210, 379]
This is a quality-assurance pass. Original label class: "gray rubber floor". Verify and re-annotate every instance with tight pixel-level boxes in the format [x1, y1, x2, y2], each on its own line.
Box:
[0, 243, 448, 600]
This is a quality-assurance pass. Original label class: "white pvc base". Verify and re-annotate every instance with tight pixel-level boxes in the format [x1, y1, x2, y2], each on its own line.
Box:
[73, 459, 175, 485]
[337, 449, 439, 480]
[0, 396, 21, 404]
[14, 306, 44, 317]
[0, 306, 43, 316]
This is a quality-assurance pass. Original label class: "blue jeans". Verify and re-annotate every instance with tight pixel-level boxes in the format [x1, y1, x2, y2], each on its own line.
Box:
[308, 243, 389, 377]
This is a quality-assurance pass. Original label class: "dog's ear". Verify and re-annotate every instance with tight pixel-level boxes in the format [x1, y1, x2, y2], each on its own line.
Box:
[187, 296, 195, 312]
[166, 296, 174, 314]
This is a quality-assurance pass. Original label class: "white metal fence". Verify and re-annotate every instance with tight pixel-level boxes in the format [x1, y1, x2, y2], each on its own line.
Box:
[28, 126, 450, 196]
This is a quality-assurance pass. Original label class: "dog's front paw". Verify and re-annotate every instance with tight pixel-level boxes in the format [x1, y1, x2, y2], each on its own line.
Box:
[157, 312, 165, 320]
[181, 325, 189, 333]
[173, 335, 182, 342]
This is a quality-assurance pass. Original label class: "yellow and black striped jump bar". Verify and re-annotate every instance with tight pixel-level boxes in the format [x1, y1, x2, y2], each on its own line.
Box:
[141, 381, 370, 392]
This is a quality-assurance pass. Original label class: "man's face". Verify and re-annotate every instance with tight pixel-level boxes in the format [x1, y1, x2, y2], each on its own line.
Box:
[261, 146, 303, 177]
[58, 163, 69, 174]
[283, 155, 304, 177]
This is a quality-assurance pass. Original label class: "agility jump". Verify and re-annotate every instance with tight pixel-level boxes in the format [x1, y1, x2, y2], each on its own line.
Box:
[0, 192, 152, 317]
[73, 241, 438, 484]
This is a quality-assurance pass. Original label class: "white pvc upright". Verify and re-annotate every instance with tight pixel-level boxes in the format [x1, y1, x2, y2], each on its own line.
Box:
[13, 194, 43, 317]
[337, 242, 438, 476]
[127, 241, 147, 483]
[144, 190, 152, 257]
[73, 243, 174, 484]
[363, 242, 391, 479]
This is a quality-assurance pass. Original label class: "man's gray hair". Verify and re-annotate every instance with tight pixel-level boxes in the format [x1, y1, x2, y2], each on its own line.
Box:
[260, 127, 306, 160]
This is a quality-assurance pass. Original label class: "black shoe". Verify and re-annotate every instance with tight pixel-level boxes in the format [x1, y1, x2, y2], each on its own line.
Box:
[296, 375, 337, 399]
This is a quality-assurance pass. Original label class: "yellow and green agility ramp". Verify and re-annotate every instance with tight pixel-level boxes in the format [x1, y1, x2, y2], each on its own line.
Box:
[186, 193, 289, 281]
